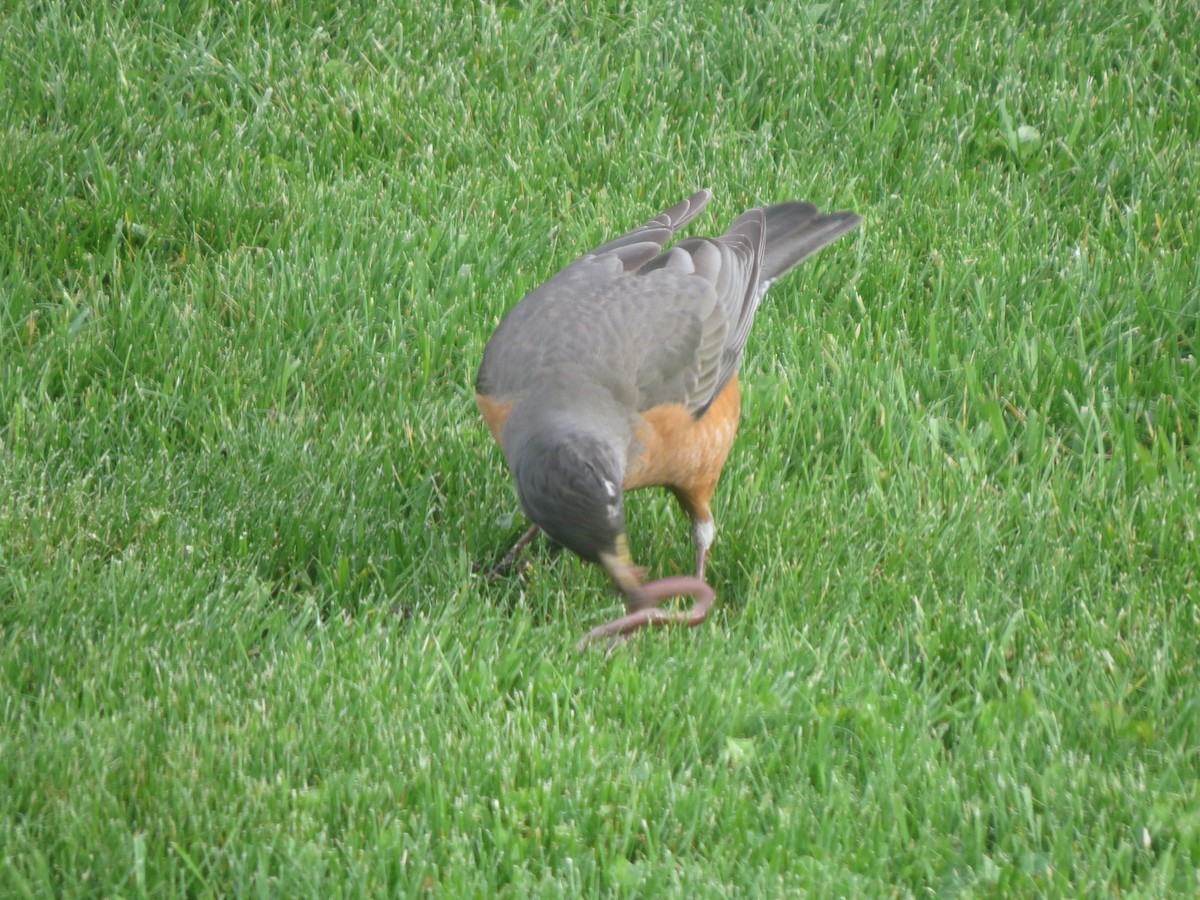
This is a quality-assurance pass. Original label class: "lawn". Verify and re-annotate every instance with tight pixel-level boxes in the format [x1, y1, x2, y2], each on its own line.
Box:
[2, 0, 1198, 895]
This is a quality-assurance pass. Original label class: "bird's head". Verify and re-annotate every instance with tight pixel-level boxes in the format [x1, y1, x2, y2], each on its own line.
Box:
[509, 425, 627, 568]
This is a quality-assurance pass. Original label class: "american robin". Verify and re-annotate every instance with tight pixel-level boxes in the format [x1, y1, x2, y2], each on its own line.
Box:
[476, 189, 860, 646]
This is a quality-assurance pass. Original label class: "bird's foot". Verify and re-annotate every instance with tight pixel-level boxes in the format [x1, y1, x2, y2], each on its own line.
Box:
[475, 524, 541, 580]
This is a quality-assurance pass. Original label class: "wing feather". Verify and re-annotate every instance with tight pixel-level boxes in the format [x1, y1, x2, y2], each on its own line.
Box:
[478, 191, 860, 424]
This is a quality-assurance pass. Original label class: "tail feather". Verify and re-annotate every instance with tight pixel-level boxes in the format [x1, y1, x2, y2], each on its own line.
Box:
[761, 203, 861, 284]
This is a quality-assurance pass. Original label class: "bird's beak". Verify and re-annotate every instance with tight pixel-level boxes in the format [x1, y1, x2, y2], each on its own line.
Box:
[599, 534, 651, 610]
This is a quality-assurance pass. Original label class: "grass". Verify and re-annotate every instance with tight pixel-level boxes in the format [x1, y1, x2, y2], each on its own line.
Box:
[2, 0, 1198, 894]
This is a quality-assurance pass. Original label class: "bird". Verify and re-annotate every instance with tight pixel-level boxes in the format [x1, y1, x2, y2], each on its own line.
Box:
[475, 189, 861, 647]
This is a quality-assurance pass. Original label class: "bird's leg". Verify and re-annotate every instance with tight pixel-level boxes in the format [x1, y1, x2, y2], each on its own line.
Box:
[671, 489, 717, 582]
[483, 524, 540, 579]
[691, 515, 715, 582]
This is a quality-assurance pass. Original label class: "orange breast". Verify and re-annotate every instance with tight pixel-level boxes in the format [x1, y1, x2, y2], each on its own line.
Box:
[623, 376, 741, 504]
[475, 392, 514, 446]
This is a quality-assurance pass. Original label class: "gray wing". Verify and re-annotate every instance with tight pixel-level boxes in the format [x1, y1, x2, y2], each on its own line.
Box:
[475, 255, 719, 413]
[477, 190, 714, 402]
[630, 201, 862, 418]
[478, 192, 861, 420]
[572, 189, 713, 275]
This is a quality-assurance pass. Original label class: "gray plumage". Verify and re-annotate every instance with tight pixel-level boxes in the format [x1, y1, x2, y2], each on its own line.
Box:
[476, 189, 861, 569]
[476, 189, 861, 424]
